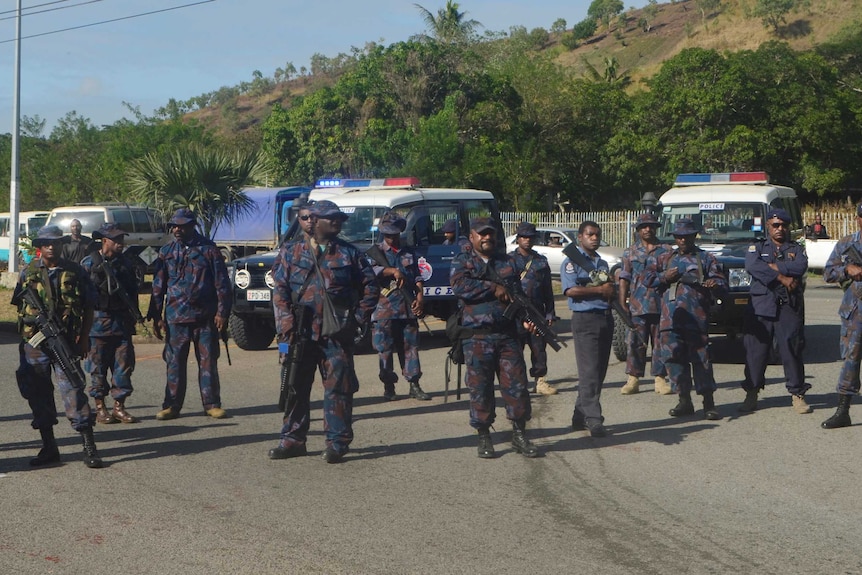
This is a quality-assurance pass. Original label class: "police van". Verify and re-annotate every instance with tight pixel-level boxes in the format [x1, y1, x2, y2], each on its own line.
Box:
[227, 177, 503, 350]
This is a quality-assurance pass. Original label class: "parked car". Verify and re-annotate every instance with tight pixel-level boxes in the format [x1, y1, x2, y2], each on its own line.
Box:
[504, 227, 624, 276]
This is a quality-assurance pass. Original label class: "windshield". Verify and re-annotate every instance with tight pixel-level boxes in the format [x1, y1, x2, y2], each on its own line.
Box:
[47, 211, 106, 234]
[658, 203, 766, 243]
[337, 206, 388, 244]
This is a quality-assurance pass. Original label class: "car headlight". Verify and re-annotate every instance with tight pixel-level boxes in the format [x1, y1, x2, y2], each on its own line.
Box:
[727, 268, 751, 288]
[264, 270, 276, 289]
[234, 269, 251, 289]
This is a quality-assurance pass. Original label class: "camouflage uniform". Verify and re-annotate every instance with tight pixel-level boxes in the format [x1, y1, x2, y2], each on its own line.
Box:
[650, 248, 727, 396]
[81, 249, 140, 405]
[450, 246, 531, 430]
[824, 230, 862, 396]
[370, 241, 423, 393]
[148, 227, 231, 414]
[272, 234, 378, 456]
[619, 239, 672, 379]
[509, 247, 554, 380]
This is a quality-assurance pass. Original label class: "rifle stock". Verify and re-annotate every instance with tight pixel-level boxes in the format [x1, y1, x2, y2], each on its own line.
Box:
[562, 243, 634, 329]
[366, 244, 419, 313]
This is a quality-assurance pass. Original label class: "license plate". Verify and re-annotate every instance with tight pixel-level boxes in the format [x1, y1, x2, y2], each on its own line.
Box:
[247, 289, 271, 302]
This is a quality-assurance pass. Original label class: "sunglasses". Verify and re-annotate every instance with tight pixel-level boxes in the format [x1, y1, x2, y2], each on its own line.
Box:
[298, 215, 312, 221]
[770, 222, 788, 229]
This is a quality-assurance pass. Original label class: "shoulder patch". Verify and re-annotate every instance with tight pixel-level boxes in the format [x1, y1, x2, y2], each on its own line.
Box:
[747, 245, 756, 252]
[564, 261, 575, 274]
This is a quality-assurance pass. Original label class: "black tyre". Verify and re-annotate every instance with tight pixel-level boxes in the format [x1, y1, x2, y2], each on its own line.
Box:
[228, 313, 275, 351]
[612, 311, 629, 362]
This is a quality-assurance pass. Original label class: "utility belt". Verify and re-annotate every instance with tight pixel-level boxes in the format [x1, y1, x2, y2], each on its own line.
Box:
[575, 308, 611, 316]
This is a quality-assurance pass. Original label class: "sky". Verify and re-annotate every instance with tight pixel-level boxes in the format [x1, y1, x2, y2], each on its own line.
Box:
[0, 0, 649, 136]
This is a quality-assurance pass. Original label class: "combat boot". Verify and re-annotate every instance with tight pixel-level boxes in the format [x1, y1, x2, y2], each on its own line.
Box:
[94, 398, 117, 424]
[80, 427, 104, 469]
[791, 394, 812, 415]
[156, 406, 180, 420]
[30, 427, 60, 467]
[702, 392, 721, 420]
[511, 420, 539, 457]
[821, 395, 852, 429]
[738, 389, 759, 413]
[383, 383, 397, 401]
[477, 427, 495, 459]
[535, 376, 557, 396]
[654, 375, 672, 395]
[621, 375, 640, 395]
[112, 400, 138, 423]
[669, 392, 695, 417]
[408, 381, 432, 401]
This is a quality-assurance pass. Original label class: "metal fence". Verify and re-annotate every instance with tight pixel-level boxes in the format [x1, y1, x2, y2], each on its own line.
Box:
[500, 209, 856, 247]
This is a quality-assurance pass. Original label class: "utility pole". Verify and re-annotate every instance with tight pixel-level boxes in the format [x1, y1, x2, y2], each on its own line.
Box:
[9, 0, 22, 275]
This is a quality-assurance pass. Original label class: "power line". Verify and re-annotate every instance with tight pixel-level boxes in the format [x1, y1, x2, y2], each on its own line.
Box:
[0, 1, 73, 17]
[0, 1, 107, 23]
[0, 0, 216, 44]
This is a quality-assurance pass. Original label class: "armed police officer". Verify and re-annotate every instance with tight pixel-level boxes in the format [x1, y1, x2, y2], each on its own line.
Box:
[450, 217, 540, 459]
[509, 221, 557, 396]
[739, 209, 810, 414]
[12, 225, 103, 468]
[649, 218, 727, 421]
[148, 208, 232, 421]
[561, 221, 615, 438]
[268, 200, 379, 463]
[80, 223, 142, 425]
[821, 204, 862, 429]
[368, 211, 430, 401]
[618, 213, 672, 395]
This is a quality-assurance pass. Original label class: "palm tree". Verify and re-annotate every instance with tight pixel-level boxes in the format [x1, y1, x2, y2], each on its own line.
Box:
[126, 144, 272, 239]
[414, 1, 482, 44]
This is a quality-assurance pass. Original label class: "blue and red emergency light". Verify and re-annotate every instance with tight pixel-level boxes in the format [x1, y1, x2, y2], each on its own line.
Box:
[675, 172, 769, 185]
[315, 177, 420, 188]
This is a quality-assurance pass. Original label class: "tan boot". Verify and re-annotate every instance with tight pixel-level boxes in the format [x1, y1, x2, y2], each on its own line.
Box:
[621, 375, 640, 395]
[654, 375, 672, 395]
[792, 394, 812, 414]
[112, 400, 139, 423]
[94, 398, 118, 424]
[535, 376, 557, 396]
[206, 407, 227, 419]
[155, 406, 180, 421]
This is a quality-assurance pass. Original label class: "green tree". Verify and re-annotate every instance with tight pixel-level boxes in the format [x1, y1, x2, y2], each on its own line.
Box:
[587, 0, 624, 27]
[695, 0, 722, 30]
[551, 18, 567, 35]
[751, 0, 798, 33]
[414, 1, 482, 44]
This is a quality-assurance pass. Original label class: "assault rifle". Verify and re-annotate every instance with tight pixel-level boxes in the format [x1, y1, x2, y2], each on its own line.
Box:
[15, 285, 87, 390]
[366, 244, 432, 333]
[562, 244, 634, 329]
[278, 304, 309, 411]
[840, 243, 862, 294]
[98, 256, 149, 336]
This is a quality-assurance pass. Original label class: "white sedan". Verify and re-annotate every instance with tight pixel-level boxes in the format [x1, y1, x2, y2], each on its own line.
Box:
[504, 227, 624, 276]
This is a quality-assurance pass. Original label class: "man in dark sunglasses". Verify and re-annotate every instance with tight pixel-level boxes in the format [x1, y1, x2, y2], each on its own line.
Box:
[739, 208, 810, 415]
[297, 201, 315, 238]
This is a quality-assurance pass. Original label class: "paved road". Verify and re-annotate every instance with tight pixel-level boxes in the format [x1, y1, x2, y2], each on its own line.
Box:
[1, 278, 859, 575]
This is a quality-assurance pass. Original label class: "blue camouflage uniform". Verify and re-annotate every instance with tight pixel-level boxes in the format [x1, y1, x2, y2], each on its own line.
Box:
[450, 245, 532, 430]
[509, 246, 554, 379]
[649, 248, 727, 396]
[743, 234, 808, 395]
[824, 230, 862, 396]
[148, 224, 231, 414]
[14, 257, 97, 432]
[370, 241, 423, 390]
[560, 246, 613, 428]
[620, 238, 672, 379]
[81, 249, 140, 403]
[272, 228, 379, 456]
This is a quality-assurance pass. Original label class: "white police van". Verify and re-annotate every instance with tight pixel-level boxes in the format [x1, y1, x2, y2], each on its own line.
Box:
[227, 177, 504, 350]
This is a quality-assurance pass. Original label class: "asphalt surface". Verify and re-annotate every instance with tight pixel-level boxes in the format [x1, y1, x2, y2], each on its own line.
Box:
[1, 277, 860, 575]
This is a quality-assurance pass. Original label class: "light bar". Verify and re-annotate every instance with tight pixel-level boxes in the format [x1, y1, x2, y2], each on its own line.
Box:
[314, 176, 420, 189]
[675, 172, 769, 185]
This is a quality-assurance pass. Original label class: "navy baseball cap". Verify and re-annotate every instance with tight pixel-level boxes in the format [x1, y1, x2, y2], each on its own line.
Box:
[378, 211, 406, 235]
[671, 218, 699, 236]
[470, 217, 497, 234]
[766, 208, 791, 223]
[311, 200, 349, 220]
[92, 223, 128, 241]
[441, 219, 456, 234]
[32, 225, 65, 247]
[515, 221, 538, 237]
[169, 208, 197, 226]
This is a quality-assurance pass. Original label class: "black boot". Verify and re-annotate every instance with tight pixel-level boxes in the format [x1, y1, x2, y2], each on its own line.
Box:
[669, 392, 695, 417]
[383, 383, 397, 401]
[738, 389, 759, 413]
[702, 392, 721, 420]
[409, 381, 431, 401]
[511, 421, 539, 457]
[477, 427, 495, 459]
[821, 395, 852, 429]
[30, 427, 60, 467]
[80, 427, 104, 469]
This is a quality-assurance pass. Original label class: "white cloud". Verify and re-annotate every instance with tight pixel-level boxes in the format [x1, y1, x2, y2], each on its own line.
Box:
[75, 77, 103, 97]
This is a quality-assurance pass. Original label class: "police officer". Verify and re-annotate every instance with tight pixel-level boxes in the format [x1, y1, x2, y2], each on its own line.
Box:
[61, 218, 96, 264]
[561, 221, 614, 437]
[509, 221, 557, 396]
[81, 223, 142, 424]
[618, 213, 672, 395]
[369, 211, 430, 401]
[148, 208, 232, 420]
[268, 200, 379, 463]
[296, 200, 315, 238]
[821, 205, 862, 429]
[441, 219, 457, 245]
[739, 208, 810, 414]
[450, 217, 540, 459]
[12, 225, 103, 468]
[650, 218, 727, 420]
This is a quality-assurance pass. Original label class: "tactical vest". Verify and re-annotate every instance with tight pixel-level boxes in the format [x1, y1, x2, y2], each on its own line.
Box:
[87, 251, 134, 312]
[18, 259, 84, 340]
